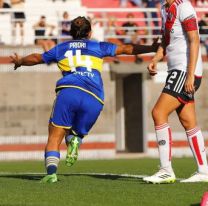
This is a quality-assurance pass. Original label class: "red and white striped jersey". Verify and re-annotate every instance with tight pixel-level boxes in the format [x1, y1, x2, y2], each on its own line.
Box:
[161, 0, 203, 76]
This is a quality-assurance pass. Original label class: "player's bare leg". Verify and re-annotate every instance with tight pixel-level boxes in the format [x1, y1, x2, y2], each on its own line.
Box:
[177, 103, 208, 182]
[41, 123, 66, 183]
[143, 93, 181, 184]
[176, 102, 197, 130]
[46, 123, 66, 151]
[152, 93, 181, 125]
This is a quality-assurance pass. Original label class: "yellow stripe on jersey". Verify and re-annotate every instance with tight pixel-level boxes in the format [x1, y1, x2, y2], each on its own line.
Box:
[57, 55, 103, 72]
[56, 85, 104, 105]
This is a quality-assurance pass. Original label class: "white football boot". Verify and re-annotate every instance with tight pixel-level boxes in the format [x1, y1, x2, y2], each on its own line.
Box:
[143, 168, 176, 184]
[180, 172, 208, 183]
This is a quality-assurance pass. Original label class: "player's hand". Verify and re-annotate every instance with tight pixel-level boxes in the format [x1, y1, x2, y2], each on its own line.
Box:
[147, 60, 157, 76]
[151, 37, 160, 52]
[10, 53, 22, 70]
[184, 74, 195, 93]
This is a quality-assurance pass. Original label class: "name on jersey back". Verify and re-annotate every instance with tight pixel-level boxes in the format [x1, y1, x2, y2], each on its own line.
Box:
[69, 42, 86, 49]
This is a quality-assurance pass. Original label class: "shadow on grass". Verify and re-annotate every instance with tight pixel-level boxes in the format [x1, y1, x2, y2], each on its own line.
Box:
[190, 203, 200, 206]
[0, 173, 147, 183]
[0, 174, 43, 181]
[63, 173, 145, 183]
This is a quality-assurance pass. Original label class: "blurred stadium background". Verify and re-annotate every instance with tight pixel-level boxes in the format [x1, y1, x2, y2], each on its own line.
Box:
[0, 0, 208, 161]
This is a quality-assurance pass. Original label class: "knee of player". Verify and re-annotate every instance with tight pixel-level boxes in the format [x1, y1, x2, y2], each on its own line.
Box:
[179, 116, 196, 130]
[152, 107, 161, 121]
[152, 107, 168, 122]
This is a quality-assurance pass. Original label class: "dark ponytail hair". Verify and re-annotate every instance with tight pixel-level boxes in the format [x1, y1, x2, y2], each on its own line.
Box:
[70, 16, 91, 40]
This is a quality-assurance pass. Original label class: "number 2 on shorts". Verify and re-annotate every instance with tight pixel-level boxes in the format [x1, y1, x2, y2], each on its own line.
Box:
[167, 71, 177, 84]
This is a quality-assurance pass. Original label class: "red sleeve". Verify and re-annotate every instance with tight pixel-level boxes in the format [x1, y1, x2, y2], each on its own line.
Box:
[182, 18, 198, 32]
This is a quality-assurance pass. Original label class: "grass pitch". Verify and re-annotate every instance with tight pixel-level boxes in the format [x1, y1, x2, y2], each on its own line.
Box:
[0, 158, 206, 206]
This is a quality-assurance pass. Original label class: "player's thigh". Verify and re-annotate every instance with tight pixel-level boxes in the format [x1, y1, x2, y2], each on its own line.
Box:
[176, 103, 197, 129]
[153, 92, 181, 118]
[152, 69, 194, 122]
[49, 89, 78, 129]
[46, 123, 66, 149]
[73, 95, 103, 136]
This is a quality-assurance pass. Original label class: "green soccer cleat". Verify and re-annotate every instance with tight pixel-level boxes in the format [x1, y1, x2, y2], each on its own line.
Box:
[65, 136, 81, 167]
[40, 173, 58, 183]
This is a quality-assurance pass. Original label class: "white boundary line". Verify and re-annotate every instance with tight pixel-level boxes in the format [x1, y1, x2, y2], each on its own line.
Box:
[0, 172, 184, 181]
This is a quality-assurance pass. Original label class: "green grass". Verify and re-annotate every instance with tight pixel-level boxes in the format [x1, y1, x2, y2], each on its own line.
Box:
[0, 158, 206, 206]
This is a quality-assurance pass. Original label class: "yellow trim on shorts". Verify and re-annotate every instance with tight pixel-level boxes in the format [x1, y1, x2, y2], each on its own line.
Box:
[71, 130, 78, 135]
[56, 85, 104, 105]
[51, 122, 72, 130]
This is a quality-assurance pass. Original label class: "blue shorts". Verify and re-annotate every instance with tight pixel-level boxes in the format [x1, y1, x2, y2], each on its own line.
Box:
[49, 88, 103, 136]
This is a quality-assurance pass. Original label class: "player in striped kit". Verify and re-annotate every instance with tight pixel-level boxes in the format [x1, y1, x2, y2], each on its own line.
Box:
[143, 0, 208, 183]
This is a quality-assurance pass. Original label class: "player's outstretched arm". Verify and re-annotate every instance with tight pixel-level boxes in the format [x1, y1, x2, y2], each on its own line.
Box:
[115, 37, 160, 55]
[10, 53, 44, 70]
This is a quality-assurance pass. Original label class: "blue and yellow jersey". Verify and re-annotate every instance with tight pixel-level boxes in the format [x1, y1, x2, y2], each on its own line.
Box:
[42, 40, 117, 104]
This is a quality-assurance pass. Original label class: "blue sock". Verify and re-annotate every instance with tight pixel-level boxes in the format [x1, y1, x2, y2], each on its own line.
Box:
[45, 151, 60, 175]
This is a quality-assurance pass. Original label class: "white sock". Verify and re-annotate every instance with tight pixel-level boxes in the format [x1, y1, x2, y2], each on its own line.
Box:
[186, 127, 208, 174]
[155, 123, 173, 172]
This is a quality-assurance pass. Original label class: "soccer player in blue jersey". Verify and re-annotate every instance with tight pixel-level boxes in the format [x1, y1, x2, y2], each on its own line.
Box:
[10, 16, 159, 183]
